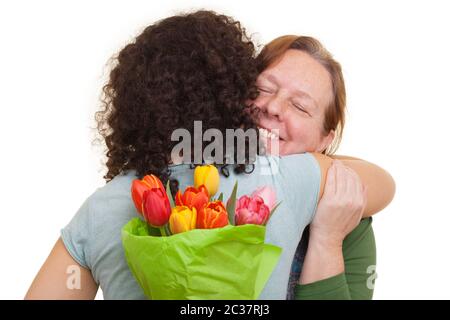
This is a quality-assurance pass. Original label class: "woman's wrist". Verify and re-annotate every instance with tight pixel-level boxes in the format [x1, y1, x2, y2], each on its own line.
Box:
[298, 231, 345, 285]
[308, 228, 344, 250]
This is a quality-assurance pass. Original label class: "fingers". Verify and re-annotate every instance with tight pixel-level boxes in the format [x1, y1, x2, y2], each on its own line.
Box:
[324, 160, 337, 195]
[345, 166, 358, 198]
[346, 166, 366, 220]
[360, 184, 368, 219]
[334, 160, 347, 198]
[312, 159, 368, 241]
[334, 160, 362, 195]
[346, 165, 363, 197]
[334, 159, 366, 218]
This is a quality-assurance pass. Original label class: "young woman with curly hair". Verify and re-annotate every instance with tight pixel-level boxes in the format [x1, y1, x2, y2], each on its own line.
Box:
[25, 11, 394, 299]
[95, 11, 260, 187]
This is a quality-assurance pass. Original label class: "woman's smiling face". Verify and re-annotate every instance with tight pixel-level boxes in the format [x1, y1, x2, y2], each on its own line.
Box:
[254, 49, 335, 156]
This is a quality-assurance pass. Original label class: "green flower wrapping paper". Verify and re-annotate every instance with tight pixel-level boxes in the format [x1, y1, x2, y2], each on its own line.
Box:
[122, 218, 282, 299]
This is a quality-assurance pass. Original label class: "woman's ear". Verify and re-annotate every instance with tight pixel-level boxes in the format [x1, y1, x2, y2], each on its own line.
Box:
[317, 130, 335, 153]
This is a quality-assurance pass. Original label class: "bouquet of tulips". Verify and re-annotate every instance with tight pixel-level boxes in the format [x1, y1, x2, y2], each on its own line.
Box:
[121, 165, 282, 300]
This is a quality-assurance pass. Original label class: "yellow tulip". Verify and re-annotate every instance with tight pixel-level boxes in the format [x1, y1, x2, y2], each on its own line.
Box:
[169, 206, 197, 234]
[194, 165, 219, 197]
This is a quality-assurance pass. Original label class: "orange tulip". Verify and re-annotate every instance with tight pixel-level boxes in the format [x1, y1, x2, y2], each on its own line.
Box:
[197, 201, 229, 229]
[131, 175, 165, 214]
[175, 185, 209, 213]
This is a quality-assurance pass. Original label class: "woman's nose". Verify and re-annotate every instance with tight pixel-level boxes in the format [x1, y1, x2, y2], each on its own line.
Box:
[265, 96, 285, 121]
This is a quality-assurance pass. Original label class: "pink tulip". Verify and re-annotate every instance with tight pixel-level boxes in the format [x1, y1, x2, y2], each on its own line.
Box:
[251, 186, 276, 211]
[235, 195, 270, 226]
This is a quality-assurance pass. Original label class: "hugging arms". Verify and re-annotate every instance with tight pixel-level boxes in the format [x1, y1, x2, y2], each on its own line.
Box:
[25, 10, 395, 300]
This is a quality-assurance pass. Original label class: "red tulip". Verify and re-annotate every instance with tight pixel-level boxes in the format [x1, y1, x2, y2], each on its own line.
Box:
[142, 188, 172, 227]
[235, 195, 270, 226]
[175, 185, 209, 213]
[197, 201, 229, 229]
[131, 175, 165, 214]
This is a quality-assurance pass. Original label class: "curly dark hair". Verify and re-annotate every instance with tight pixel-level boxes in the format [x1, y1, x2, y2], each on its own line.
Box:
[93, 10, 260, 191]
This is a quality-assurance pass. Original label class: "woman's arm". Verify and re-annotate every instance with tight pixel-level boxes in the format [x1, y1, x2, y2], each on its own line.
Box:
[298, 159, 366, 285]
[329, 154, 363, 161]
[295, 218, 376, 300]
[297, 154, 389, 292]
[312, 152, 396, 218]
[25, 238, 98, 300]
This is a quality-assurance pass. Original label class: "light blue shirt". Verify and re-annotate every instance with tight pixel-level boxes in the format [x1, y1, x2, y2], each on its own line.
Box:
[61, 153, 320, 299]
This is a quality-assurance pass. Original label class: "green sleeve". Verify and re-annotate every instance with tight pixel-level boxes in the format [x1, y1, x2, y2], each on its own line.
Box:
[294, 218, 377, 300]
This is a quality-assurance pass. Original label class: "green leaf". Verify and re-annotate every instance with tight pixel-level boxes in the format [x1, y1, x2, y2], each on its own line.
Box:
[226, 181, 238, 225]
[217, 192, 224, 202]
[267, 201, 282, 223]
[163, 223, 173, 236]
[159, 226, 167, 237]
[166, 180, 175, 208]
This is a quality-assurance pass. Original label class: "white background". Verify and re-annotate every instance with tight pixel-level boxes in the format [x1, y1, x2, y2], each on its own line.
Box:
[1, 0, 449, 299]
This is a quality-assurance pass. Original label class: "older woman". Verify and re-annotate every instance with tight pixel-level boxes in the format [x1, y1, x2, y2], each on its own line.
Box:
[253, 35, 386, 299]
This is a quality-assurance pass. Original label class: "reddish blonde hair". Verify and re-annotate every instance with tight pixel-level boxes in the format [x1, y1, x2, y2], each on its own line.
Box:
[257, 35, 346, 155]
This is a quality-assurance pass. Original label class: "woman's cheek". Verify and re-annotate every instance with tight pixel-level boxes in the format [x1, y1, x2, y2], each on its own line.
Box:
[285, 120, 317, 153]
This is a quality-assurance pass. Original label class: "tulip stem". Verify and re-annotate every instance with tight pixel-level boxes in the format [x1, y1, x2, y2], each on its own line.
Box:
[159, 226, 167, 237]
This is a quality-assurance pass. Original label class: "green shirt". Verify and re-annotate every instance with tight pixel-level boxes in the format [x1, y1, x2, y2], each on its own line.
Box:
[292, 218, 377, 300]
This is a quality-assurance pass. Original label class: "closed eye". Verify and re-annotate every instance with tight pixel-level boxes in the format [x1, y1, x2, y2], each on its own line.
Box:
[257, 87, 274, 94]
[292, 102, 310, 115]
